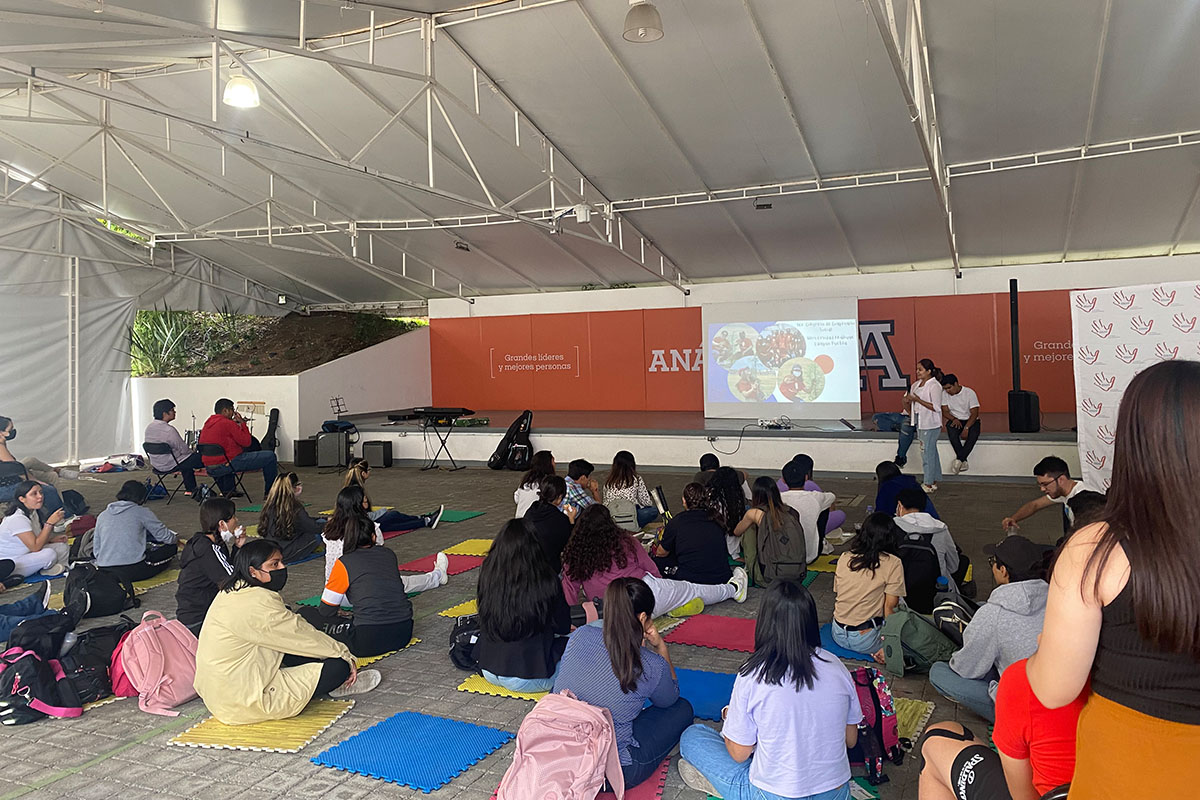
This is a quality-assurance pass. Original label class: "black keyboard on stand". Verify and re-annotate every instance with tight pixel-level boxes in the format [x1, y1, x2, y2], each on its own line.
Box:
[389, 408, 475, 470]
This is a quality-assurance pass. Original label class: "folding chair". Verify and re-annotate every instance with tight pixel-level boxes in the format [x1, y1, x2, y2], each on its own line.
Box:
[142, 442, 198, 505]
[196, 443, 258, 502]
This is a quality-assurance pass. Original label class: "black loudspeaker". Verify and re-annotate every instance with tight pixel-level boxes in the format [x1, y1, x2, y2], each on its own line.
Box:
[362, 440, 393, 468]
[293, 438, 318, 467]
[1008, 390, 1041, 433]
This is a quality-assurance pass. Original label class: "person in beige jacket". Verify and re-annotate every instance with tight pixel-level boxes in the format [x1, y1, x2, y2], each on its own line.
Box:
[194, 539, 381, 725]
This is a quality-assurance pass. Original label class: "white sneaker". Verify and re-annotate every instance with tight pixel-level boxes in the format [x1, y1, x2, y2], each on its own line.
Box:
[950, 459, 962, 475]
[821, 539, 835, 555]
[42, 563, 66, 577]
[678, 759, 719, 796]
[330, 668, 381, 698]
[959, 461, 969, 473]
[729, 567, 748, 603]
[433, 552, 449, 586]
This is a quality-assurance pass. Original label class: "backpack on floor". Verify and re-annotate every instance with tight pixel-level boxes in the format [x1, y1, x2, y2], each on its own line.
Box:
[109, 630, 137, 698]
[754, 509, 808, 587]
[448, 614, 481, 672]
[880, 607, 957, 677]
[847, 666, 902, 785]
[63, 563, 139, 619]
[58, 616, 137, 705]
[932, 599, 976, 648]
[897, 533, 941, 615]
[118, 611, 199, 716]
[497, 689, 625, 800]
[0, 647, 83, 725]
[68, 528, 96, 564]
[61, 490, 89, 518]
[8, 614, 74, 662]
[488, 410, 533, 471]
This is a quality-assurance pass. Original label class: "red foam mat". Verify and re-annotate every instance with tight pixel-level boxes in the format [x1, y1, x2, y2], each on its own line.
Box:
[396, 553, 484, 575]
[663, 614, 756, 653]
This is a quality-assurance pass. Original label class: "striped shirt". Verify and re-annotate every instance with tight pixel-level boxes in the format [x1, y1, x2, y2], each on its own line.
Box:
[552, 623, 678, 765]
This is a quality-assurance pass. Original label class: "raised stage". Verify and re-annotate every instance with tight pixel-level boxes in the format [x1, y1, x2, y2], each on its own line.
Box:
[345, 410, 1079, 479]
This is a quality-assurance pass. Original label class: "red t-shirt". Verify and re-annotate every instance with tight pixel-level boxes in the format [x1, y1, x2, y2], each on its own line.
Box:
[198, 414, 251, 465]
[993, 658, 1086, 795]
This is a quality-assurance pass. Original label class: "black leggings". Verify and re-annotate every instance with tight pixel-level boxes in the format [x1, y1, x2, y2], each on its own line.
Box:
[105, 543, 177, 583]
[281, 654, 352, 697]
[296, 605, 414, 658]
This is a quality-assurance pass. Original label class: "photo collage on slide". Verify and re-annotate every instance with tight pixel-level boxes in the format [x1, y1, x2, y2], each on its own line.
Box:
[706, 319, 858, 405]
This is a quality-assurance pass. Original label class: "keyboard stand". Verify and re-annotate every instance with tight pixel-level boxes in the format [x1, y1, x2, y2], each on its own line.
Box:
[420, 417, 465, 471]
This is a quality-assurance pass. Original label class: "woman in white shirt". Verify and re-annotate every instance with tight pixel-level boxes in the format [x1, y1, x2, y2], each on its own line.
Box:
[513, 450, 555, 518]
[0, 481, 70, 577]
[678, 579, 863, 800]
[906, 359, 945, 492]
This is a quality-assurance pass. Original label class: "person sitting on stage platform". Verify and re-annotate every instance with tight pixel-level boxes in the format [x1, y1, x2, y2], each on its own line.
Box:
[198, 398, 277, 497]
[144, 399, 206, 501]
[258, 472, 323, 564]
[561, 504, 746, 619]
[776, 454, 846, 539]
[651, 482, 732, 586]
[341, 459, 443, 534]
[940, 373, 981, 475]
[564, 458, 600, 513]
[603, 451, 659, 529]
[514, 450, 555, 518]
[523, 476, 574, 574]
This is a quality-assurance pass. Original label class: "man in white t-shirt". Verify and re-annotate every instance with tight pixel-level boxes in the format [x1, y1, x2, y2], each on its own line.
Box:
[939, 374, 981, 475]
[779, 458, 836, 561]
[1002, 456, 1099, 535]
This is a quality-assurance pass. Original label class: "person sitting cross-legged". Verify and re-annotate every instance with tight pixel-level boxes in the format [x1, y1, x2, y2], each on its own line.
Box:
[831, 512, 906, 664]
[93, 479, 178, 583]
[0, 481, 69, 578]
[679, 579, 863, 800]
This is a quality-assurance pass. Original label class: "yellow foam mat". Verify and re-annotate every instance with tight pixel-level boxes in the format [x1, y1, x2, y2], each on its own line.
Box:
[653, 616, 685, 635]
[355, 637, 420, 668]
[169, 698, 354, 753]
[438, 598, 478, 618]
[83, 695, 127, 711]
[49, 568, 182, 610]
[443, 538, 493, 557]
[317, 506, 391, 516]
[457, 673, 548, 702]
[245, 524, 257, 536]
[808, 554, 839, 573]
[895, 697, 936, 741]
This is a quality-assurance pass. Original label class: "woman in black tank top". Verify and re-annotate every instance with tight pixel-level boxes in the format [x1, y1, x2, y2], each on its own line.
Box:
[1027, 361, 1200, 798]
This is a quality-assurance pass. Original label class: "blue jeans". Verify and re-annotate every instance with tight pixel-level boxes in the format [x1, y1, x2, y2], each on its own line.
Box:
[624, 697, 694, 788]
[681, 724, 850, 800]
[917, 427, 941, 485]
[874, 413, 916, 463]
[929, 662, 996, 722]
[831, 620, 882, 655]
[210, 450, 278, 494]
[636, 505, 659, 528]
[0, 591, 59, 643]
[373, 509, 426, 533]
[481, 670, 556, 693]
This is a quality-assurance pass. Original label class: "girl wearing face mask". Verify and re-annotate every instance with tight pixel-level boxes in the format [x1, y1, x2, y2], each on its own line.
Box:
[175, 497, 246, 635]
[258, 473, 323, 564]
[194, 539, 380, 725]
[0, 417, 66, 515]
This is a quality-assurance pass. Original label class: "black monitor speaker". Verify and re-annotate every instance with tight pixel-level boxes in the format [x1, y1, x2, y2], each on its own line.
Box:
[1009, 279, 1041, 433]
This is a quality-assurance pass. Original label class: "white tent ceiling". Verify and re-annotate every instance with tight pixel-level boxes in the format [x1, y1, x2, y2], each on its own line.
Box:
[0, 0, 1198, 306]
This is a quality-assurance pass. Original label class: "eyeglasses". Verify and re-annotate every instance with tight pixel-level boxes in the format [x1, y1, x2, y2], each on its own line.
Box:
[987, 555, 998, 567]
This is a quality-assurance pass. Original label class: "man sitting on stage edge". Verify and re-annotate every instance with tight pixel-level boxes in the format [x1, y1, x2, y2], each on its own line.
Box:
[199, 398, 278, 497]
[145, 399, 206, 501]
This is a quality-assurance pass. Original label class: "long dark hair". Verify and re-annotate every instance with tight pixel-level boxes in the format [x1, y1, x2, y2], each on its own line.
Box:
[477, 519, 561, 642]
[847, 512, 899, 573]
[741, 579, 826, 690]
[519, 450, 555, 490]
[682, 482, 723, 525]
[917, 357, 944, 383]
[199, 496, 236, 534]
[605, 450, 638, 490]
[4, 480, 40, 517]
[1087, 361, 1200, 657]
[707, 467, 743, 534]
[324, 485, 374, 550]
[750, 475, 788, 528]
[603, 577, 656, 693]
[562, 504, 630, 584]
[538, 475, 567, 505]
[221, 538, 281, 591]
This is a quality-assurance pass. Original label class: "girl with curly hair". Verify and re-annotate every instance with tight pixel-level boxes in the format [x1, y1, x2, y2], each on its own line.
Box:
[561, 505, 747, 618]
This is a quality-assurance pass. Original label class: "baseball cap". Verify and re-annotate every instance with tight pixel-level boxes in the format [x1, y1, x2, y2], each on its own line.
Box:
[983, 535, 1050, 581]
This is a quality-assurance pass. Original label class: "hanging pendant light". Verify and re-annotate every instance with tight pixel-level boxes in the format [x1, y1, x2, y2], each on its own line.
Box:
[623, 0, 663, 42]
[222, 75, 260, 108]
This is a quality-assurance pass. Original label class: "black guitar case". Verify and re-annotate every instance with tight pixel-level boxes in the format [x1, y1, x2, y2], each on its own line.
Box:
[487, 410, 533, 471]
[261, 408, 281, 453]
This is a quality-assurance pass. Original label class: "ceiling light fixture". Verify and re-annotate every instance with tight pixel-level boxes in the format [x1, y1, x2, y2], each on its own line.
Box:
[454, 240, 470, 252]
[222, 75, 260, 109]
[753, 197, 773, 211]
[623, 0, 663, 43]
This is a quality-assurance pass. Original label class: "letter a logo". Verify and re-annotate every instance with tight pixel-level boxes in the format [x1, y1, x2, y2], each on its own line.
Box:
[859, 321, 909, 391]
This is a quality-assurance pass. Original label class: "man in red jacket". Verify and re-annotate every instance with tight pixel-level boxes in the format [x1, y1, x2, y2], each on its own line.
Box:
[198, 398, 278, 497]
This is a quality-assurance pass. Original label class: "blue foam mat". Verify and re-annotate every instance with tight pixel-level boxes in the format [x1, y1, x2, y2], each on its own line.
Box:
[819, 623, 875, 662]
[21, 572, 64, 585]
[676, 668, 736, 722]
[285, 552, 322, 567]
[311, 711, 513, 793]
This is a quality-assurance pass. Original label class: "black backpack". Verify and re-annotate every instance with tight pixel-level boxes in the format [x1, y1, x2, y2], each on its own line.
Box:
[487, 410, 533, 471]
[448, 614, 480, 671]
[9, 614, 74, 661]
[57, 616, 137, 705]
[0, 649, 82, 725]
[63, 564, 139, 619]
[897, 534, 940, 615]
[61, 489, 89, 518]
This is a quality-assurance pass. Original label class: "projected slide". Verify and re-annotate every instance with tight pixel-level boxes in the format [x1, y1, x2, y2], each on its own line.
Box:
[702, 299, 860, 420]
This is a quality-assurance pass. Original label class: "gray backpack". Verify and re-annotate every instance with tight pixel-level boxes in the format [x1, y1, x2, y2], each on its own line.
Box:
[755, 509, 807, 587]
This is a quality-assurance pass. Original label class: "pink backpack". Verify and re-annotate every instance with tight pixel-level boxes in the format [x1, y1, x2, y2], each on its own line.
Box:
[118, 611, 199, 716]
[109, 631, 137, 698]
[497, 689, 625, 800]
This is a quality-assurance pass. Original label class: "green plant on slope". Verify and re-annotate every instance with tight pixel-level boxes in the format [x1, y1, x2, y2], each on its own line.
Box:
[127, 305, 194, 376]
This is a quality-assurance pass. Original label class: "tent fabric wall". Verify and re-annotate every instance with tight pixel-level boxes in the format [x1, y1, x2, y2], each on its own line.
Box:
[0, 294, 69, 464]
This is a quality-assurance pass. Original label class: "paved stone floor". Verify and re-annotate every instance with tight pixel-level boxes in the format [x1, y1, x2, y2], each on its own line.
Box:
[0, 459, 1069, 800]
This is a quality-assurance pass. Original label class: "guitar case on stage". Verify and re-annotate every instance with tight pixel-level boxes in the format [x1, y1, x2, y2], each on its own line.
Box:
[488, 410, 533, 471]
[261, 407, 281, 452]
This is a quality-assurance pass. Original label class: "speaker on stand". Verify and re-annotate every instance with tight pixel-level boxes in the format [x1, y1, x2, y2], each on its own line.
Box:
[1008, 278, 1041, 433]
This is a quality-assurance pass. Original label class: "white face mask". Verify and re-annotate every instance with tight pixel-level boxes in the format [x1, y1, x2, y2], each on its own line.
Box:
[220, 524, 243, 546]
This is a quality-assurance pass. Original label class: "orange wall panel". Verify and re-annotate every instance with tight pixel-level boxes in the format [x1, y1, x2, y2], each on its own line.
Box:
[588, 310, 647, 410]
[643, 307, 704, 411]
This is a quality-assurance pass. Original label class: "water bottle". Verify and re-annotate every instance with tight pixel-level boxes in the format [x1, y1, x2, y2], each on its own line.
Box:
[58, 632, 78, 658]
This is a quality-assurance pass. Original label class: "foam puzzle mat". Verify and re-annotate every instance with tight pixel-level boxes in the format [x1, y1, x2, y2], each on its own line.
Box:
[676, 668, 736, 722]
[457, 673, 548, 702]
[442, 538, 493, 557]
[397, 553, 483, 575]
[170, 699, 354, 753]
[663, 614, 756, 653]
[438, 598, 478, 617]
